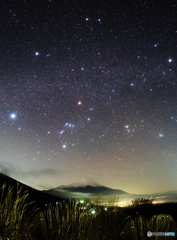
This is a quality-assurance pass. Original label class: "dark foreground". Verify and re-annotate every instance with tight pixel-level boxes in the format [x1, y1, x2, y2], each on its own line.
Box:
[0, 182, 177, 240]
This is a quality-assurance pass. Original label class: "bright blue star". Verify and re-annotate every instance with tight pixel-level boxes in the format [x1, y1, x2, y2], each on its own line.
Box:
[87, 118, 90, 121]
[81, 67, 84, 70]
[10, 113, 16, 119]
[131, 83, 134, 86]
[35, 52, 39, 56]
[159, 133, 163, 138]
[98, 19, 101, 22]
[138, 56, 140, 59]
[62, 144, 66, 149]
[154, 44, 157, 47]
[168, 58, 172, 63]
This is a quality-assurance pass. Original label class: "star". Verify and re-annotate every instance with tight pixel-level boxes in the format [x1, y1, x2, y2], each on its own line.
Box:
[10, 113, 16, 119]
[158, 133, 163, 138]
[78, 101, 82, 105]
[64, 123, 74, 128]
[131, 83, 134, 86]
[62, 144, 66, 149]
[35, 52, 39, 56]
[168, 58, 172, 63]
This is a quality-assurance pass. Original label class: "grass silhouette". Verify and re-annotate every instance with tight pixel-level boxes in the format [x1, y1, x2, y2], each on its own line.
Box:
[0, 182, 40, 240]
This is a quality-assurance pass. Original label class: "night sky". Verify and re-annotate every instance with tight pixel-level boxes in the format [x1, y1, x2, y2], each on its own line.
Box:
[0, 0, 177, 194]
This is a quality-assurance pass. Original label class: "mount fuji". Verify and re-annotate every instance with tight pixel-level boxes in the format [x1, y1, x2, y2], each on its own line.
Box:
[57, 178, 128, 194]
[43, 178, 130, 199]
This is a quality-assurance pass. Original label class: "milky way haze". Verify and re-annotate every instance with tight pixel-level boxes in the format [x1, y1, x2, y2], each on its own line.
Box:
[0, 0, 177, 194]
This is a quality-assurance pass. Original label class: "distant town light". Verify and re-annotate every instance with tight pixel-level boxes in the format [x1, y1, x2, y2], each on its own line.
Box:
[91, 210, 96, 214]
[80, 200, 84, 203]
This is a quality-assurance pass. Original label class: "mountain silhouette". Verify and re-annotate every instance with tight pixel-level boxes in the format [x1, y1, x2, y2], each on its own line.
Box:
[0, 173, 66, 207]
[44, 178, 129, 196]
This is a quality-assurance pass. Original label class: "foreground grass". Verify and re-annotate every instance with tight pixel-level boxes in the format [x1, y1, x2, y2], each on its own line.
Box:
[34, 203, 133, 240]
[0, 183, 177, 240]
[0, 182, 40, 240]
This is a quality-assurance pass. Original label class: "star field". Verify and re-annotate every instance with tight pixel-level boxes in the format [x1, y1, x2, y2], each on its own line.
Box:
[0, 0, 177, 194]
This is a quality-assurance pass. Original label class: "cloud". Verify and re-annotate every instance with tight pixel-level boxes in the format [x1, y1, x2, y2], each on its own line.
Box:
[0, 162, 17, 176]
[0, 161, 71, 190]
[0, 161, 61, 181]
[27, 168, 59, 178]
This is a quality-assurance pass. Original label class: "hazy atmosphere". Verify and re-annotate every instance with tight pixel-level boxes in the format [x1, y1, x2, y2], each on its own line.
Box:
[0, 0, 177, 195]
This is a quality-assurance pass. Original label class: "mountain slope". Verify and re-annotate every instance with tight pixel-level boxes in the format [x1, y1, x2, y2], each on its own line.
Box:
[0, 173, 66, 206]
